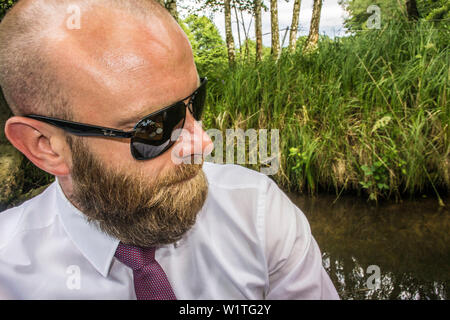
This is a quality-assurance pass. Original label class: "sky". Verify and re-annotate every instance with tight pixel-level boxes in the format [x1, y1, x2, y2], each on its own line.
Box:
[178, 0, 350, 48]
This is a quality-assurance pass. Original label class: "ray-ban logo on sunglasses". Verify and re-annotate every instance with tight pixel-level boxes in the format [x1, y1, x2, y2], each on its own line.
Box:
[170, 121, 280, 175]
[102, 129, 116, 137]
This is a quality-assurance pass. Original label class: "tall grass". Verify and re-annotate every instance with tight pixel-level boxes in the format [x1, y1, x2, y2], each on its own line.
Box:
[201, 21, 449, 204]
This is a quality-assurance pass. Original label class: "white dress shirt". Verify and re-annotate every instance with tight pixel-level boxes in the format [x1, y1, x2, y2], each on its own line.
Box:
[0, 162, 339, 299]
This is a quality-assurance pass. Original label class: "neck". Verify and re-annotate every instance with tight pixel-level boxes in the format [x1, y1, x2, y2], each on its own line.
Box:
[56, 174, 82, 210]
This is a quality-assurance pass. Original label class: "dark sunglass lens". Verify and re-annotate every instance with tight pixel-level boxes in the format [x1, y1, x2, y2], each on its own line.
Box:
[130, 103, 186, 160]
[192, 79, 207, 121]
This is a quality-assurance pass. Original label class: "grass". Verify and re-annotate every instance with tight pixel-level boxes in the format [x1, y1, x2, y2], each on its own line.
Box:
[200, 21, 449, 204]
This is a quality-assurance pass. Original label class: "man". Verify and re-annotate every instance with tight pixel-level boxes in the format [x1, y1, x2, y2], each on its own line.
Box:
[0, 0, 339, 299]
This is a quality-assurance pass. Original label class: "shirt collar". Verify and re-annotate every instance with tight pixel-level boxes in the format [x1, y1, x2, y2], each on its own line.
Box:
[54, 178, 120, 278]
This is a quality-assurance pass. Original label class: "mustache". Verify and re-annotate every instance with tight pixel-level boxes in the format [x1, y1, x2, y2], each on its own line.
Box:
[156, 162, 204, 187]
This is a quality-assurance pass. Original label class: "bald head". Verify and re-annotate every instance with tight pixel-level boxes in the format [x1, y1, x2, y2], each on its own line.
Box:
[0, 0, 195, 120]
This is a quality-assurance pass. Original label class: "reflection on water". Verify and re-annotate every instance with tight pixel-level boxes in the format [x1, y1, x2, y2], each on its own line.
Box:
[288, 193, 450, 300]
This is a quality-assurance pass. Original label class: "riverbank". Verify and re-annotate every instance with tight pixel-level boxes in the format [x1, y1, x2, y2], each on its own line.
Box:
[201, 21, 449, 204]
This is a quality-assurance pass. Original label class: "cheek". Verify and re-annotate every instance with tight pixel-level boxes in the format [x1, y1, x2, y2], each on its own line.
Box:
[88, 138, 132, 166]
[87, 137, 171, 176]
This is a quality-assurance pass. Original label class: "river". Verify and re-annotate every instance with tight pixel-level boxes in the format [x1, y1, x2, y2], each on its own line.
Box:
[288, 193, 450, 299]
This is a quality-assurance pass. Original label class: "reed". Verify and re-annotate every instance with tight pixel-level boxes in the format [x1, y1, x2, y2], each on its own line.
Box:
[201, 21, 449, 203]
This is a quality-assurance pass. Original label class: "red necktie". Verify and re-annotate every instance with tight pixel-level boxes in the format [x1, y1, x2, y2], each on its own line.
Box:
[114, 242, 177, 300]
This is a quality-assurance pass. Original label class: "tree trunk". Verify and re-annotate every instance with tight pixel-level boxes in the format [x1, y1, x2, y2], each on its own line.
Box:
[233, 1, 242, 60]
[405, 0, 420, 21]
[224, 0, 236, 66]
[288, 0, 302, 53]
[270, 0, 280, 59]
[240, 10, 252, 63]
[165, 0, 178, 22]
[304, 0, 323, 53]
[254, 0, 263, 63]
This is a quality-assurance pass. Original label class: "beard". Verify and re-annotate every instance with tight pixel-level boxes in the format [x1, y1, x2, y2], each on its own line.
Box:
[67, 136, 209, 247]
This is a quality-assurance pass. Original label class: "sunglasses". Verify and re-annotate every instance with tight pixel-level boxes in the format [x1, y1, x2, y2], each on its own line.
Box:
[24, 77, 207, 160]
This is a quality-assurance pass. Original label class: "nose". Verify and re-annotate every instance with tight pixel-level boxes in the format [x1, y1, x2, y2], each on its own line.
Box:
[170, 107, 213, 164]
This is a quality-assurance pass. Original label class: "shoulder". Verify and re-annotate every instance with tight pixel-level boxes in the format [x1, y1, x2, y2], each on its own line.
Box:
[202, 162, 299, 213]
[201, 161, 304, 218]
[202, 162, 272, 190]
[198, 163, 284, 243]
[0, 205, 24, 249]
[199, 162, 313, 282]
[201, 162, 310, 247]
[0, 183, 58, 250]
[201, 162, 278, 223]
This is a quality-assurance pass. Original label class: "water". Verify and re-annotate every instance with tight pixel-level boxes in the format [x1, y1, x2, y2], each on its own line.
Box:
[288, 193, 450, 299]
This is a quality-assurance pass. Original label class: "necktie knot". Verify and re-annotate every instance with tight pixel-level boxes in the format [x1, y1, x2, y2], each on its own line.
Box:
[115, 242, 155, 271]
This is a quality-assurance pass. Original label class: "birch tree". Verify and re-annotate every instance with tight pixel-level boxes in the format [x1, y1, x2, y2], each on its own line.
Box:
[270, 0, 280, 59]
[288, 0, 302, 53]
[253, 0, 263, 62]
[224, 0, 236, 66]
[304, 0, 323, 52]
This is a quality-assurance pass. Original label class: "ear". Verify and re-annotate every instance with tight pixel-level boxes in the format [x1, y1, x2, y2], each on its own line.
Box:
[4, 116, 71, 176]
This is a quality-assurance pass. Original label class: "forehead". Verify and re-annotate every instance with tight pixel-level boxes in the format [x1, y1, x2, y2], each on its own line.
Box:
[47, 6, 198, 126]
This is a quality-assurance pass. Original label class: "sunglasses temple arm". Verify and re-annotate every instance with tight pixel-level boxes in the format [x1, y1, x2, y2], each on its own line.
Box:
[68, 128, 134, 138]
[24, 115, 134, 138]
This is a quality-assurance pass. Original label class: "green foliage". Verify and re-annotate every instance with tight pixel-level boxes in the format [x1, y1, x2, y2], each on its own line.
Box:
[0, 0, 17, 21]
[339, 0, 402, 31]
[182, 14, 228, 81]
[20, 158, 54, 195]
[420, 0, 450, 20]
[360, 162, 390, 202]
[339, 0, 450, 31]
[288, 142, 319, 194]
[236, 39, 271, 62]
[425, 1, 450, 23]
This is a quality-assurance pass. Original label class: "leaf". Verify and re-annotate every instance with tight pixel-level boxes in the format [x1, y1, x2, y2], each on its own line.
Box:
[361, 165, 373, 176]
[377, 183, 389, 190]
[381, 183, 389, 190]
[359, 182, 369, 189]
